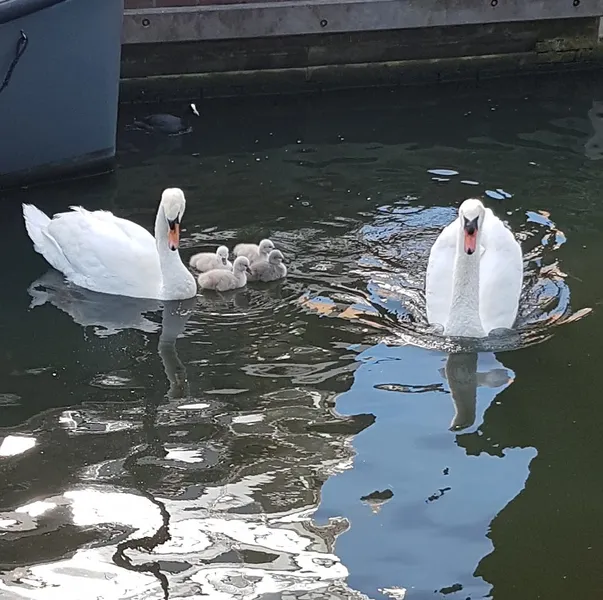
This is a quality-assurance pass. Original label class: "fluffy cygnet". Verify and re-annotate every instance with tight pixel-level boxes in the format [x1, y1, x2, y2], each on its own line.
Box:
[233, 238, 275, 264]
[189, 245, 232, 273]
[248, 249, 287, 282]
[197, 256, 251, 292]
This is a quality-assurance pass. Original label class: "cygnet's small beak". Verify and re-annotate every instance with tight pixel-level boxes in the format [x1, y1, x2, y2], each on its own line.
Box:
[222, 257, 227, 265]
[463, 217, 478, 255]
[168, 219, 180, 251]
[245, 266, 252, 276]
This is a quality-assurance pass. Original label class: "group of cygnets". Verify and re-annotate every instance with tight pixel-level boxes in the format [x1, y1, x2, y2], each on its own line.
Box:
[190, 239, 287, 292]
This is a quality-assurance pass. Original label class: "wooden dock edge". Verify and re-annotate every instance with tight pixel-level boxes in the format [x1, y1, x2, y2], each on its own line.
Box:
[122, 1, 603, 43]
[120, 8, 603, 100]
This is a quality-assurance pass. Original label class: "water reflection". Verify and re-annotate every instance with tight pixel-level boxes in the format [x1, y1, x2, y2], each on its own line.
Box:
[0, 404, 364, 599]
[28, 270, 197, 401]
[0, 435, 36, 458]
[2, 73, 603, 600]
[371, 347, 514, 433]
[585, 100, 603, 160]
[443, 353, 513, 431]
[28, 269, 163, 336]
[1, 271, 368, 599]
[318, 343, 534, 599]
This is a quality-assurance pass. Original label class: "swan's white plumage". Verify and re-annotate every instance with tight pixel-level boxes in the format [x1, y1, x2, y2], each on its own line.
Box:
[425, 219, 458, 329]
[477, 210, 523, 331]
[24, 204, 161, 298]
[425, 202, 523, 335]
[22, 189, 197, 301]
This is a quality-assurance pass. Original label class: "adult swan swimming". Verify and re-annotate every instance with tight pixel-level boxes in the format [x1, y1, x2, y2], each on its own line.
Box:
[425, 198, 523, 338]
[22, 188, 197, 301]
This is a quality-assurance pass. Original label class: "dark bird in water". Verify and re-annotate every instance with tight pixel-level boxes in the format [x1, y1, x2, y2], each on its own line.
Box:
[130, 103, 199, 135]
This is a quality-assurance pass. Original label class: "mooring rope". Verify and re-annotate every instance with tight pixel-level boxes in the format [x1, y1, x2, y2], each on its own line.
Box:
[0, 30, 28, 96]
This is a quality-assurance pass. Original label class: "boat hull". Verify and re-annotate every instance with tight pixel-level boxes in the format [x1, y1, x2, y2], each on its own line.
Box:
[0, 0, 123, 189]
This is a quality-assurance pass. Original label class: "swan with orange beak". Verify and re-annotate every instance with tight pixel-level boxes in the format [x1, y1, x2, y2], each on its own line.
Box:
[22, 187, 197, 301]
[167, 217, 180, 251]
[425, 198, 523, 338]
[462, 212, 479, 255]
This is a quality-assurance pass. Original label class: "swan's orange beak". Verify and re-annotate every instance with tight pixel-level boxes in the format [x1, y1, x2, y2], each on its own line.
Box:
[464, 230, 477, 254]
[168, 223, 180, 251]
[463, 217, 478, 255]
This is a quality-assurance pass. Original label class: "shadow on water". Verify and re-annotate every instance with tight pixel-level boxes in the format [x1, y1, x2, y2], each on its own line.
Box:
[1, 72, 603, 599]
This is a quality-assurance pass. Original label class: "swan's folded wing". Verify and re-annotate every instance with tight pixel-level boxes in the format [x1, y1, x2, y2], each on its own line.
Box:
[425, 221, 457, 327]
[46, 208, 160, 296]
[479, 210, 523, 331]
[69, 206, 156, 247]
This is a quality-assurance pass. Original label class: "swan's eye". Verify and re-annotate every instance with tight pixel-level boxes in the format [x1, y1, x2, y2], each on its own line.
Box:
[463, 216, 478, 235]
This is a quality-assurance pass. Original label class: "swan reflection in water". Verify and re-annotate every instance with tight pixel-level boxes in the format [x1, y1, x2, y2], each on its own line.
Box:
[27, 269, 196, 399]
[440, 352, 513, 431]
[585, 99, 603, 160]
[375, 348, 514, 432]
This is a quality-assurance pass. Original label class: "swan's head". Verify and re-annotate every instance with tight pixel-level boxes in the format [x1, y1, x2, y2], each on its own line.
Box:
[458, 198, 485, 255]
[259, 239, 275, 255]
[268, 249, 284, 265]
[216, 245, 230, 265]
[161, 188, 186, 251]
[233, 256, 252, 276]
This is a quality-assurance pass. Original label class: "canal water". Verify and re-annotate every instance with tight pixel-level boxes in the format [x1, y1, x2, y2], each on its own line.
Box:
[0, 71, 602, 599]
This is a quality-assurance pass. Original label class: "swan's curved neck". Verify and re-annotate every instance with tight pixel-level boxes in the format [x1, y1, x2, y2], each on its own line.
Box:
[154, 204, 196, 300]
[445, 221, 485, 337]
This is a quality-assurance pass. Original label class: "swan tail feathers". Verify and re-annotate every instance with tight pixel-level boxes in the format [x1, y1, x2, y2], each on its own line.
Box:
[22, 203, 72, 276]
[22, 204, 51, 254]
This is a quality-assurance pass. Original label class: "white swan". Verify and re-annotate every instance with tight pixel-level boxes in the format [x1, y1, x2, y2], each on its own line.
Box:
[425, 198, 523, 338]
[22, 188, 197, 301]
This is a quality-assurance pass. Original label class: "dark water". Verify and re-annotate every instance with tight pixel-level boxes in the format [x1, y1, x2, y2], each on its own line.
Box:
[1, 72, 603, 599]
